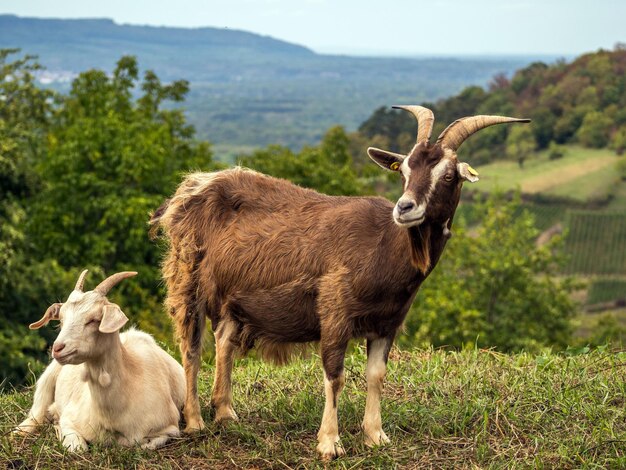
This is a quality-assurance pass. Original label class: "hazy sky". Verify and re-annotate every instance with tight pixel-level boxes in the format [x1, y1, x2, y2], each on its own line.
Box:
[1, 0, 624, 56]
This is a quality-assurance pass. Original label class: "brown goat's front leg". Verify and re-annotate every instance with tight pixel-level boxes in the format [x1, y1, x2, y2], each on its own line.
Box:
[362, 336, 393, 447]
[211, 318, 238, 422]
[179, 310, 206, 433]
[317, 335, 349, 461]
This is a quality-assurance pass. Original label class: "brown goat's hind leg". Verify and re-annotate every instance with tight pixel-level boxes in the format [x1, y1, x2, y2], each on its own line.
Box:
[179, 311, 206, 433]
[362, 336, 393, 447]
[317, 335, 349, 461]
[211, 318, 239, 422]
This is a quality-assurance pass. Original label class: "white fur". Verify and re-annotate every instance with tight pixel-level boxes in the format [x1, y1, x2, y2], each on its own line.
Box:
[428, 157, 452, 195]
[316, 374, 345, 460]
[14, 285, 185, 451]
[362, 339, 390, 447]
[400, 157, 412, 190]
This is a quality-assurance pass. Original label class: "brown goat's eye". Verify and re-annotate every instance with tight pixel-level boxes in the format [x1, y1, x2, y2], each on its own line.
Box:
[444, 173, 454, 182]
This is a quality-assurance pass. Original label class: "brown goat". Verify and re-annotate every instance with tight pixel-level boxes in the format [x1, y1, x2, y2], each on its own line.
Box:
[150, 106, 529, 460]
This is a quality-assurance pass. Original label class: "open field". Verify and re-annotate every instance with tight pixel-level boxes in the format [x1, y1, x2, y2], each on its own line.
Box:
[2, 347, 625, 469]
[474, 146, 625, 204]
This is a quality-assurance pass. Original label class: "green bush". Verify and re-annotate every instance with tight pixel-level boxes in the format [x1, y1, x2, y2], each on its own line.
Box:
[401, 193, 576, 352]
[548, 141, 568, 160]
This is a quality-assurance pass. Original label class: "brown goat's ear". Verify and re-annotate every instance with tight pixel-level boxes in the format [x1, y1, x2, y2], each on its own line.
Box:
[457, 162, 480, 183]
[99, 304, 129, 334]
[367, 147, 406, 171]
[29, 303, 63, 330]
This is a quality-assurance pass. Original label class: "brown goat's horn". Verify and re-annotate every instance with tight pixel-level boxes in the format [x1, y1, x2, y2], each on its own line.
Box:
[74, 269, 89, 292]
[436, 115, 531, 151]
[393, 105, 435, 144]
[94, 272, 138, 296]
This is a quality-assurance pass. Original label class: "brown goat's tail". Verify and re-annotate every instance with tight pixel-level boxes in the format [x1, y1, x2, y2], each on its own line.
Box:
[149, 198, 171, 239]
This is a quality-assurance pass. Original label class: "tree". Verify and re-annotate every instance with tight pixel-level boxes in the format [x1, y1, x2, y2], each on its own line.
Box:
[400, 194, 576, 352]
[553, 107, 585, 143]
[529, 106, 556, 149]
[0, 49, 73, 386]
[548, 141, 567, 160]
[26, 56, 216, 345]
[576, 111, 613, 148]
[357, 107, 415, 153]
[506, 125, 535, 168]
[611, 125, 626, 155]
[241, 126, 363, 196]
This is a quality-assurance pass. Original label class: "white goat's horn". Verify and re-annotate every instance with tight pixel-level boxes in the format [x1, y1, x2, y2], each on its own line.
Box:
[437, 115, 531, 151]
[74, 269, 89, 292]
[94, 272, 138, 296]
[392, 105, 435, 144]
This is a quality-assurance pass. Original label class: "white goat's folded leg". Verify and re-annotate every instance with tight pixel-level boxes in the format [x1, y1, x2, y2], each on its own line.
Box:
[14, 361, 61, 435]
[59, 426, 88, 452]
[140, 425, 181, 450]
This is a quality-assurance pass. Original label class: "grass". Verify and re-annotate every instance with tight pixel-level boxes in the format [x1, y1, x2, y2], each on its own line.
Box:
[475, 146, 625, 204]
[2, 347, 626, 469]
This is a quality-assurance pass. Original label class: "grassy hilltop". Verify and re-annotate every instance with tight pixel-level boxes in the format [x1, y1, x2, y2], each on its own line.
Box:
[474, 146, 622, 205]
[2, 347, 625, 469]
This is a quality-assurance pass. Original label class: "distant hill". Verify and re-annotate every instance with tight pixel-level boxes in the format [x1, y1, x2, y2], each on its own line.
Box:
[0, 15, 313, 82]
[0, 15, 542, 150]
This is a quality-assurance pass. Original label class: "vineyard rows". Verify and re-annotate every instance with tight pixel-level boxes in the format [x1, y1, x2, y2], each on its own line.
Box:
[564, 211, 626, 275]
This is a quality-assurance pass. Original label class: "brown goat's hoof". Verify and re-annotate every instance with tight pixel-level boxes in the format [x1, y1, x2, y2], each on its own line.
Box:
[363, 428, 390, 447]
[183, 416, 205, 433]
[317, 438, 345, 461]
[214, 406, 238, 423]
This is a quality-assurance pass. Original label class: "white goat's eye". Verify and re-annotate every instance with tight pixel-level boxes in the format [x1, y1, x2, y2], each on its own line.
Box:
[85, 319, 100, 326]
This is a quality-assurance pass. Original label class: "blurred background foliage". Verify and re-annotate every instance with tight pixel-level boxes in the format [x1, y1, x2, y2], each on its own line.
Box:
[1, 47, 625, 389]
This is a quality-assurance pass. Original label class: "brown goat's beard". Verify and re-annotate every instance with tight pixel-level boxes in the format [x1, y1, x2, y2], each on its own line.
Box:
[408, 224, 431, 274]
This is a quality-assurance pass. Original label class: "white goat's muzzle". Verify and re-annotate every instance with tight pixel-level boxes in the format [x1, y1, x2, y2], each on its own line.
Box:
[393, 195, 425, 227]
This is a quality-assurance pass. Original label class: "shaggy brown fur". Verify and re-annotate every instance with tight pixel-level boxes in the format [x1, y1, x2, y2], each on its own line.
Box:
[150, 158, 459, 427]
[153, 166, 454, 352]
[150, 106, 530, 459]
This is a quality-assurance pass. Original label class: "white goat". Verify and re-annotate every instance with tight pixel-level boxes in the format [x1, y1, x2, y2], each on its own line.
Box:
[14, 270, 186, 451]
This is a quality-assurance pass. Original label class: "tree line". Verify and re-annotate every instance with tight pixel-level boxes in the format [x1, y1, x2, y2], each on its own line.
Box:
[357, 45, 626, 169]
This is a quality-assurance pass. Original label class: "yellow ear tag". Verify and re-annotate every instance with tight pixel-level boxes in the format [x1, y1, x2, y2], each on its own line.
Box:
[390, 162, 400, 171]
[467, 165, 479, 176]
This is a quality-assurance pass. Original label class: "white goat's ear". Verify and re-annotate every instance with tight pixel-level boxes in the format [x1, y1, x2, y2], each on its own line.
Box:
[367, 147, 406, 172]
[457, 162, 480, 183]
[99, 304, 128, 334]
[29, 303, 63, 330]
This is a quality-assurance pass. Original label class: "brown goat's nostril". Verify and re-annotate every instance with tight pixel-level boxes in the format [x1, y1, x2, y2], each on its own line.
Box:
[397, 200, 415, 215]
[53, 343, 66, 353]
